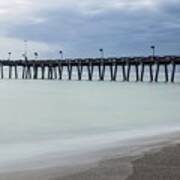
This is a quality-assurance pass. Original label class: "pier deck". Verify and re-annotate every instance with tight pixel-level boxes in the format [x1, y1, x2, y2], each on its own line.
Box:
[0, 56, 180, 82]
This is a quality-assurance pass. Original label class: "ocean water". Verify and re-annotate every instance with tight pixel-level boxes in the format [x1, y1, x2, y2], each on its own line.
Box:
[0, 78, 180, 172]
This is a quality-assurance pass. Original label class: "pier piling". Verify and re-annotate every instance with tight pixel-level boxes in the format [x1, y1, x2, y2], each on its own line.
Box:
[171, 63, 176, 82]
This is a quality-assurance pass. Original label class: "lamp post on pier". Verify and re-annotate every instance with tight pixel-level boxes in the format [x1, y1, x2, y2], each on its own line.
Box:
[34, 52, 38, 60]
[8, 52, 12, 60]
[59, 50, 63, 59]
[99, 48, 104, 59]
[150, 45, 155, 57]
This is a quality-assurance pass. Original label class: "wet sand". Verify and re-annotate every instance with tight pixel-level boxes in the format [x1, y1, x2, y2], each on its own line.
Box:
[127, 144, 180, 180]
[1, 131, 180, 180]
[56, 145, 180, 180]
[55, 132, 180, 180]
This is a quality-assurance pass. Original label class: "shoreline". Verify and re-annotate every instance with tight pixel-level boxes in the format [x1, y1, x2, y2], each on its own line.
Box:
[1, 130, 180, 180]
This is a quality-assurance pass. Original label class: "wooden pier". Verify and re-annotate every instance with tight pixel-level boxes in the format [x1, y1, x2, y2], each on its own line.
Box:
[0, 56, 179, 82]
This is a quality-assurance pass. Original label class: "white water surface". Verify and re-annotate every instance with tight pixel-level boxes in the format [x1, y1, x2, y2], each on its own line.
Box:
[0, 80, 180, 172]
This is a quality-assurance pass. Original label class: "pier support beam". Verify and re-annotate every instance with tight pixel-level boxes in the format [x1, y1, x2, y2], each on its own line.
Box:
[22, 66, 26, 79]
[9, 66, 12, 79]
[164, 64, 169, 82]
[171, 63, 176, 83]
[26, 66, 32, 79]
[87, 63, 94, 81]
[0, 64, 3, 79]
[135, 64, 139, 82]
[127, 64, 131, 81]
[149, 65, 153, 82]
[14, 65, 18, 79]
[53, 67, 57, 79]
[155, 63, 160, 82]
[41, 65, 45, 79]
[77, 63, 83, 80]
[109, 64, 117, 81]
[33, 66, 38, 79]
[98, 64, 105, 81]
[48, 66, 53, 79]
[141, 64, 145, 82]
[122, 65, 126, 81]
[113, 64, 117, 81]
[67, 64, 72, 80]
[58, 64, 63, 80]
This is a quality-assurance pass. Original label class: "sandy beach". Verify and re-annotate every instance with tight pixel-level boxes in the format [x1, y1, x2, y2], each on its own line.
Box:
[55, 132, 180, 180]
[55, 144, 180, 180]
[0, 131, 180, 180]
[127, 144, 180, 180]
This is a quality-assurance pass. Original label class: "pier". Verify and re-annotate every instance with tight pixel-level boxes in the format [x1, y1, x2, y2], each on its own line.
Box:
[0, 56, 179, 82]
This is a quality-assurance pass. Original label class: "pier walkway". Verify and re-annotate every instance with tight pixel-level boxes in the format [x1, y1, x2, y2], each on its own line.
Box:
[0, 56, 179, 82]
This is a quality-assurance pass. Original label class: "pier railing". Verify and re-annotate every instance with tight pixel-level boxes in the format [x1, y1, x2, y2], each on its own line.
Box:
[0, 56, 179, 82]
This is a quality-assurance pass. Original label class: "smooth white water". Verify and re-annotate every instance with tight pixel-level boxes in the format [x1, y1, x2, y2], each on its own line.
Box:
[0, 80, 180, 172]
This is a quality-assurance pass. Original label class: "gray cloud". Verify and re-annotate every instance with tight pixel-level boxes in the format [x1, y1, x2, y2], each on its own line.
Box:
[3, 0, 180, 58]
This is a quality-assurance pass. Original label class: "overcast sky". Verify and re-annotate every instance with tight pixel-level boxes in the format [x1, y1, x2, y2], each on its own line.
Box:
[0, 0, 180, 59]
